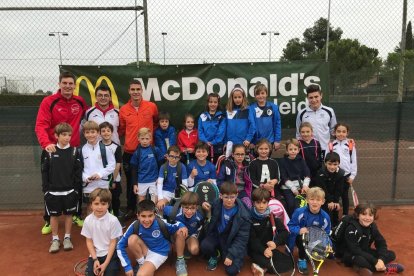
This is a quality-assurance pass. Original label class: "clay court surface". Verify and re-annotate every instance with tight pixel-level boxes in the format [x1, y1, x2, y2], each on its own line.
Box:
[0, 206, 412, 276]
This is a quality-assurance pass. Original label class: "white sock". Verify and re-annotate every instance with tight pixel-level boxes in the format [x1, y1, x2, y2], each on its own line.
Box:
[52, 235, 59, 241]
[137, 257, 144, 265]
[64, 233, 71, 239]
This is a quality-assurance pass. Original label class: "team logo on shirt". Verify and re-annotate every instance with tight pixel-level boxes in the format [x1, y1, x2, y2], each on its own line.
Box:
[152, 230, 161, 238]
[267, 109, 273, 116]
[190, 222, 197, 228]
[71, 104, 80, 115]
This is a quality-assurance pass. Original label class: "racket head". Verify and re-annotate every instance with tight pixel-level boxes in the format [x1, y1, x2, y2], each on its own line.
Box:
[269, 245, 295, 276]
[302, 226, 331, 261]
[193, 181, 219, 205]
[74, 258, 88, 276]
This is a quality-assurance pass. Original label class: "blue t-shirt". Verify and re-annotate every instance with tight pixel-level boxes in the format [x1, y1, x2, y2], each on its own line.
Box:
[158, 162, 188, 193]
[187, 160, 216, 189]
[164, 206, 204, 236]
[130, 146, 163, 183]
[218, 204, 238, 233]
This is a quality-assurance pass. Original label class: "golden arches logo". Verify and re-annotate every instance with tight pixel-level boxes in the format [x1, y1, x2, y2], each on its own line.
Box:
[74, 76, 120, 108]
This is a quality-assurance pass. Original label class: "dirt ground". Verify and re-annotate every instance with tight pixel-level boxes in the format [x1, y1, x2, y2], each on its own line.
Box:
[0, 206, 411, 276]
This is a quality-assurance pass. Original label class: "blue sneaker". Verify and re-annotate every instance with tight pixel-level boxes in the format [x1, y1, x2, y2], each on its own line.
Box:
[297, 259, 308, 275]
[385, 263, 404, 274]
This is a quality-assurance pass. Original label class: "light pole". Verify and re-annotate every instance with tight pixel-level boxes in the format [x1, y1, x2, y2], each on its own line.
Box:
[161, 32, 167, 65]
[49, 31, 68, 65]
[261, 31, 279, 62]
[135, 0, 144, 68]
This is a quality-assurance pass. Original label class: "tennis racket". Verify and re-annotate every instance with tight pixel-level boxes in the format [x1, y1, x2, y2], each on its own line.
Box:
[302, 226, 333, 276]
[74, 258, 88, 276]
[295, 194, 307, 209]
[193, 181, 219, 205]
[351, 185, 359, 207]
[174, 183, 189, 199]
[269, 214, 295, 276]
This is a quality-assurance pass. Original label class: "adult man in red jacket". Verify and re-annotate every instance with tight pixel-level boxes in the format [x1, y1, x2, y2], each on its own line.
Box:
[35, 71, 88, 234]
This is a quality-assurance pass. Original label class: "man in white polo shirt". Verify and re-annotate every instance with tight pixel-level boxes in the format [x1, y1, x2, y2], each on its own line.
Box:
[84, 85, 120, 144]
[296, 84, 337, 157]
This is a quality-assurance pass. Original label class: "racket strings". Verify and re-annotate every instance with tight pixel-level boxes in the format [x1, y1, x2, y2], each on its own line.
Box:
[306, 231, 330, 260]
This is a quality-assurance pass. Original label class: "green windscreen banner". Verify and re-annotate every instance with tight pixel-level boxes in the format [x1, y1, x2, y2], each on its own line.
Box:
[62, 61, 328, 128]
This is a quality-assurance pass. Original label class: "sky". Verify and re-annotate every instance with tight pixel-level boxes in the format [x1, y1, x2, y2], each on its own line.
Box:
[0, 0, 410, 92]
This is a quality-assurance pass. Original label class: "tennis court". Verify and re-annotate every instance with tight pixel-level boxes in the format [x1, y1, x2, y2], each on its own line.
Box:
[0, 206, 411, 275]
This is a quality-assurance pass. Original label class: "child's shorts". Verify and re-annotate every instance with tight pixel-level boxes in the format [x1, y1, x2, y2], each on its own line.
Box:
[137, 182, 156, 197]
[161, 191, 174, 202]
[44, 190, 78, 216]
[145, 249, 168, 269]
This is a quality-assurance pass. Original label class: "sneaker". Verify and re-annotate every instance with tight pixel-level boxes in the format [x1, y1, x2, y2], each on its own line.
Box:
[207, 256, 218, 271]
[251, 263, 265, 276]
[49, 239, 60, 253]
[63, 237, 73, 251]
[41, 222, 52, 235]
[385, 263, 404, 274]
[297, 259, 309, 275]
[72, 215, 84, 227]
[175, 259, 188, 276]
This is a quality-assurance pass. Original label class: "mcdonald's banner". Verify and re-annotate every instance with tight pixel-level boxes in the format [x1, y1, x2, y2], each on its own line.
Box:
[62, 61, 328, 128]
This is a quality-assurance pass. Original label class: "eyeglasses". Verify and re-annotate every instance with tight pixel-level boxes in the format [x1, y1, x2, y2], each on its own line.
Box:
[182, 206, 197, 211]
[222, 195, 237, 200]
[168, 155, 180, 159]
[96, 94, 111, 98]
[233, 153, 245, 157]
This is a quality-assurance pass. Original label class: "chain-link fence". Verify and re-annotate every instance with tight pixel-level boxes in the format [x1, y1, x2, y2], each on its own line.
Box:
[1, 1, 414, 209]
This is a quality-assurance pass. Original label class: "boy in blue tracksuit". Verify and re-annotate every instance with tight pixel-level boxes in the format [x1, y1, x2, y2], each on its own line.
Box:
[154, 111, 177, 158]
[187, 142, 217, 190]
[249, 83, 282, 151]
[198, 92, 226, 163]
[287, 187, 331, 275]
[117, 200, 188, 276]
[130, 127, 164, 203]
[200, 182, 251, 276]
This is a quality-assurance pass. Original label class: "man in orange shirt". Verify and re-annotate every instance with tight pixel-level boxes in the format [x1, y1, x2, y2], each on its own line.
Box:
[119, 79, 158, 217]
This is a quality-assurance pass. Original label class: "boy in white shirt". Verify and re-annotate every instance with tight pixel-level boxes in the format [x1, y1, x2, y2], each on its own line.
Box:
[81, 188, 123, 276]
[81, 121, 115, 214]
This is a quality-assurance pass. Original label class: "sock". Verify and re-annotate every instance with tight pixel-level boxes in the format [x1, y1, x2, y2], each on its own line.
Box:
[64, 233, 71, 239]
[136, 257, 144, 265]
[177, 256, 184, 260]
[52, 235, 59, 241]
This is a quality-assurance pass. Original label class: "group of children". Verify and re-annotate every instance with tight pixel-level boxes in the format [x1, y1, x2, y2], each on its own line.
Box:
[40, 82, 404, 276]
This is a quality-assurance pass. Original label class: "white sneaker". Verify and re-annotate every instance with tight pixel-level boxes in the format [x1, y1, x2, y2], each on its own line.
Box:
[251, 263, 265, 276]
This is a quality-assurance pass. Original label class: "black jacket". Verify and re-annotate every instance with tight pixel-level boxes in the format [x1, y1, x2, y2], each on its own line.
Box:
[41, 147, 82, 192]
[249, 215, 289, 255]
[344, 218, 388, 266]
[313, 166, 345, 203]
[206, 198, 251, 261]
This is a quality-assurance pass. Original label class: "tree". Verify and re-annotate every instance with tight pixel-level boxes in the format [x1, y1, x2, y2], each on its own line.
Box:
[406, 21, 413, 50]
[302, 17, 343, 55]
[281, 17, 342, 60]
[280, 38, 304, 61]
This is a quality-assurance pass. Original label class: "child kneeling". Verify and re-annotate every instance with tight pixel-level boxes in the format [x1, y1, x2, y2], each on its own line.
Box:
[200, 182, 251, 276]
[81, 188, 123, 276]
[249, 188, 292, 275]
